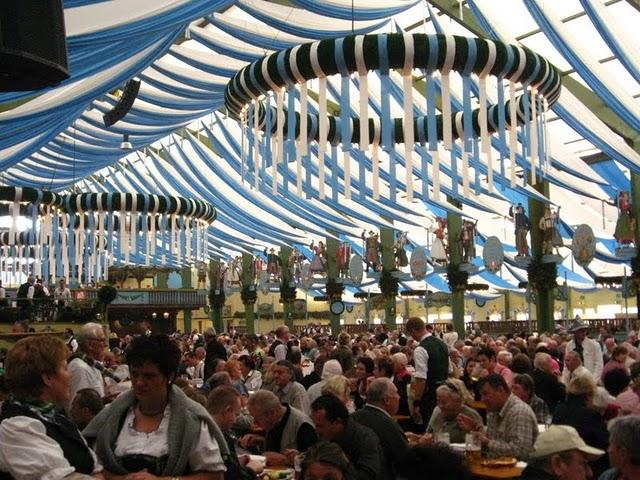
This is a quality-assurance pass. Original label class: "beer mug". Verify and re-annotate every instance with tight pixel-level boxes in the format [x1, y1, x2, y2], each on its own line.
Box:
[465, 432, 482, 462]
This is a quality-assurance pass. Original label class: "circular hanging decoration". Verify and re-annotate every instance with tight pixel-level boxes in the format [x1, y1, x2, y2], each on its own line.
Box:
[330, 300, 345, 315]
[572, 224, 596, 268]
[483, 236, 504, 273]
[348, 254, 364, 285]
[225, 32, 561, 203]
[410, 246, 428, 281]
[0, 187, 216, 286]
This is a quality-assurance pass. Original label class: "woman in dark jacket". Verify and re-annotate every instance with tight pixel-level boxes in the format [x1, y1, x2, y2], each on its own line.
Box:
[552, 376, 609, 477]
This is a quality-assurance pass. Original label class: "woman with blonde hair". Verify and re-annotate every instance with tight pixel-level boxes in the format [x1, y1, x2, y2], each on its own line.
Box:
[321, 375, 354, 412]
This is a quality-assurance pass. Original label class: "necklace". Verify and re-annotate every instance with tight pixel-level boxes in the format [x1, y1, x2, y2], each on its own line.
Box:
[137, 402, 167, 417]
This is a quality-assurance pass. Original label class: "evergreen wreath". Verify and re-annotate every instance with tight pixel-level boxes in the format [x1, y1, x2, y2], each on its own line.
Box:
[446, 264, 468, 292]
[97, 284, 117, 307]
[209, 287, 226, 309]
[325, 278, 345, 300]
[240, 285, 258, 305]
[379, 270, 399, 297]
[526, 256, 557, 292]
[279, 281, 297, 304]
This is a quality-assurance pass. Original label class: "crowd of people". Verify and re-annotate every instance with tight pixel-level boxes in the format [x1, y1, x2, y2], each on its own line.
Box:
[0, 316, 638, 480]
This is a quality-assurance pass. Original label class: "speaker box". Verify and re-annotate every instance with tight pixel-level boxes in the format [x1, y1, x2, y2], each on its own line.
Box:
[103, 78, 142, 127]
[0, 0, 69, 92]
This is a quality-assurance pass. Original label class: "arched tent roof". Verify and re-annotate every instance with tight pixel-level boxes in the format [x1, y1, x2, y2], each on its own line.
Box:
[1, 0, 639, 295]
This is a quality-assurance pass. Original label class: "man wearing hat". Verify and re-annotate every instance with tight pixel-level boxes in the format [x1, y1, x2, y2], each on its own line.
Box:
[521, 425, 604, 480]
[564, 317, 603, 381]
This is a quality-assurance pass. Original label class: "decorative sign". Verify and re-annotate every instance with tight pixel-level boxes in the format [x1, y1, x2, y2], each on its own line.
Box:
[572, 224, 596, 268]
[111, 292, 149, 305]
[426, 292, 451, 308]
[483, 236, 504, 273]
[293, 299, 307, 315]
[410, 246, 428, 281]
[258, 302, 273, 315]
[349, 254, 364, 285]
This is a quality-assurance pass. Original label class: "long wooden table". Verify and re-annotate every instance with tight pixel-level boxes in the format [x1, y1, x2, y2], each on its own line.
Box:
[469, 462, 524, 479]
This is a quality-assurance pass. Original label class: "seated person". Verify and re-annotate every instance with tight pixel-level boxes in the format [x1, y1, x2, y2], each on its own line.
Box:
[599, 416, 640, 480]
[69, 388, 104, 430]
[512, 374, 550, 424]
[261, 360, 309, 413]
[419, 382, 483, 445]
[310, 394, 383, 480]
[0, 336, 102, 478]
[458, 374, 538, 460]
[300, 441, 357, 480]
[241, 390, 317, 467]
[396, 443, 471, 480]
[521, 425, 604, 480]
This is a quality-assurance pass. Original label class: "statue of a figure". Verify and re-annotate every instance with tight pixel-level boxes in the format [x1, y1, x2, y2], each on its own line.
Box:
[459, 220, 478, 263]
[393, 232, 409, 268]
[213, 261, 227, 292]
[431, 217, 448, 265]
[227, 256, 242, 285]
[539, 206, 563, 256]
[336, 242, 351, 278]
[509, 203, 532, 257]
[362, 230, 381, 272]
[264, 247, 281, 280]
[614, 191, 636, 247]
[309, 240, 327, 274]
[288, 247, 305, 282]
[252, 255, 263, 283]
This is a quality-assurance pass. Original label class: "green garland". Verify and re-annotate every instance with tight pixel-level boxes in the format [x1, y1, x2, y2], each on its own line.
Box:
[526, 256, 558, 292]
[379, 270, 399, 297]
[325, 279, 345, 300]
[279, 281, 297, 304]
[446, 264, 468, 292]
[209, 287, 226, 309]
[241, 285, 258, 305]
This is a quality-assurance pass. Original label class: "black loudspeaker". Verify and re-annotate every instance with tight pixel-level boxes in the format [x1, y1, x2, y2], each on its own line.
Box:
[0, 0, 69, 91]
[103, 78, 141, 127]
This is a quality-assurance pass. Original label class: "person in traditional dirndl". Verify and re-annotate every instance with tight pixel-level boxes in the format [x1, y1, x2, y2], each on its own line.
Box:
[309, 241, 327, 273]
[431, 217, 448, 265]
[614, 191, 636, 246]
[394, 232, 409, 268]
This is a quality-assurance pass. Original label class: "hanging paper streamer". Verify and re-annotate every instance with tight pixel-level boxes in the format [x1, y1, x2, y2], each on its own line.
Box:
[522, 84, 532, 185]
[274, 89, 285, 196]
[318, 77, 328, 200]
[355, 34, 369, 153]
[462, 149, 470, 196]
[508, 80, 518, 188]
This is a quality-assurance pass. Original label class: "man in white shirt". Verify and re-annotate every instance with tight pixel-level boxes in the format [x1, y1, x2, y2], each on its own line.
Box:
[68, 322, 106, 404]
[561, 351, 594, 386]
[564, 319, 603, 380]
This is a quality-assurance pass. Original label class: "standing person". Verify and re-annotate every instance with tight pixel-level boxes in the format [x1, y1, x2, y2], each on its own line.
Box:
[564, 319, 604, 381]
[68, 322, 106, 404]
[83, 334, 227, 479]
[269, 325, 291, 362]
[0, 336, 102, 478]
[203, 327, 228, 381]
[405, 317, 449, 428]
[16, 276, 35, 317]
[54, 278, 72, 320]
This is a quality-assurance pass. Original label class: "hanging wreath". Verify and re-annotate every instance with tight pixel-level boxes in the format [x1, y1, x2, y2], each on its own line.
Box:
[241, 285, 258, 305]
[325, 278, 345, 300]
[279, 281, 297, 304]
[446, 264, 468, 292]
[379, 270, 399, 297]
[209, 287, 226, 309]
[526, 256, 557, 292]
